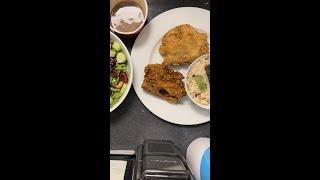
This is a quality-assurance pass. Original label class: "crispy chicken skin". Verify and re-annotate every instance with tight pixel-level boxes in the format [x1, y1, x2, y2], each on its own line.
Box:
[159, 24, 209, 65]
[142, 64, 186, 103]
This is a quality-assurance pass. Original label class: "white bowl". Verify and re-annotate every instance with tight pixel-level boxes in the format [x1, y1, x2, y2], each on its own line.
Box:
[110, 31, 133, 112]
[185, 54, 210, 110]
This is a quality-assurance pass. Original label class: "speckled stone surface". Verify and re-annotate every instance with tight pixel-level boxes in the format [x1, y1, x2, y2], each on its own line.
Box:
[110, 0, 210, 156]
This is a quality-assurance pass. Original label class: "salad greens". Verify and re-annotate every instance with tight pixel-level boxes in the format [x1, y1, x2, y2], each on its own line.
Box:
[110, 41, 129, 108]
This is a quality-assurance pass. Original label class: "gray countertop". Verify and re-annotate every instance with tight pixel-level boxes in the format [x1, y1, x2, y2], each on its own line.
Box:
[110, 0, 210, 156]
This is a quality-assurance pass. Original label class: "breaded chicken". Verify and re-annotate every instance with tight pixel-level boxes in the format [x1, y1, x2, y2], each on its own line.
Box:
[159, 24, 209, 65]
[142, 64, 186, 103]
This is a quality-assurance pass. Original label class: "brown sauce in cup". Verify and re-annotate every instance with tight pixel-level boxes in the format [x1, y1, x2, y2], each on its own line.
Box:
[110, 1, 145, 33]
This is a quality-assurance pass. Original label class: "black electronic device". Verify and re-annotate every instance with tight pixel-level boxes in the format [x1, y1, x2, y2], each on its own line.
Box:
[133, 140, 194, 180]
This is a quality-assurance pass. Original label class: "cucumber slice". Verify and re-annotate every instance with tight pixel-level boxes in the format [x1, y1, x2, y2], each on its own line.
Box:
[110, 49, 116, 57]
[112, 42, 121, 52]
[116, 52, 127, 63]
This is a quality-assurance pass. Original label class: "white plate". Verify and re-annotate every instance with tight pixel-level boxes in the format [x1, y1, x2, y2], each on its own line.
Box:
[131, 7, 210, 125]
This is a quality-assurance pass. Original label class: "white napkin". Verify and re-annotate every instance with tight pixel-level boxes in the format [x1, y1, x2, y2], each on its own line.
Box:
[110, 160, 127, 180]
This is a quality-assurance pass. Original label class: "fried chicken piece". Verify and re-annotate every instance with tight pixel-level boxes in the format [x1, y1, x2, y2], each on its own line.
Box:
[159, 24, 209, 65]
[142, 64, 186, 103]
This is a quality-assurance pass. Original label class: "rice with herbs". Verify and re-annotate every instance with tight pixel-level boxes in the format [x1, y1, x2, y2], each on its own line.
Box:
[187, 56, 210, 105]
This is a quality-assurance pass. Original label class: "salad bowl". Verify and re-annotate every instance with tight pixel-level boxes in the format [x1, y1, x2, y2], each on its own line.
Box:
[110, 31, 133, 112]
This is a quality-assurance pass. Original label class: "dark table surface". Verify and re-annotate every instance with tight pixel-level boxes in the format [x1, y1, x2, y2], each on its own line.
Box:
[110, 0, 210, 156]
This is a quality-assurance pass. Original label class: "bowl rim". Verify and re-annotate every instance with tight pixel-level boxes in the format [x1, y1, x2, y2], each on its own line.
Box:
[110, 31, 133, 112]
[110, 0, 148, 35]
[185, 53, 210, 110]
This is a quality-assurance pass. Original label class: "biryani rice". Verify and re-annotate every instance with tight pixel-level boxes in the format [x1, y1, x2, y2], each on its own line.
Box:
[187, 55, 210, 105]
